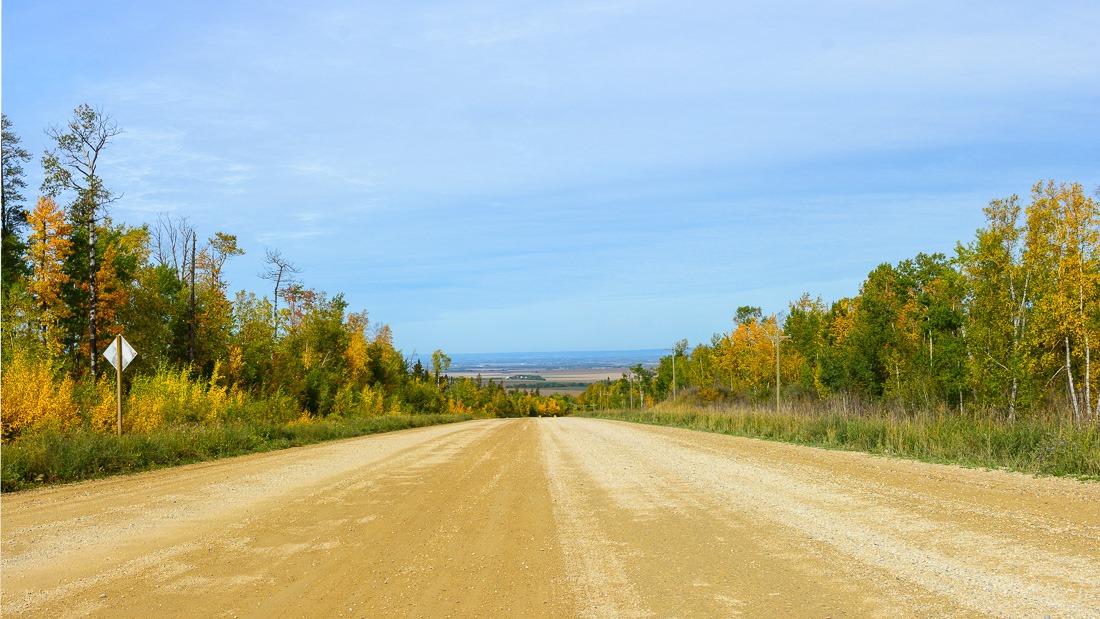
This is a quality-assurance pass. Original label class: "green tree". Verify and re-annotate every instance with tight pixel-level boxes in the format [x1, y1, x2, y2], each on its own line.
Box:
[907, 253, 967, 410]
[734, 305, 762, 325]
[958, 194, 1039, 419]
[2, 114, 33, 292]
[785, 294, 828, 393]
[119, 262, 189, 371]
[844, 264, 901, 397]
[229, 291, 276, 392]
[655, 339, 690, 400]
[431, 349, 451, 388]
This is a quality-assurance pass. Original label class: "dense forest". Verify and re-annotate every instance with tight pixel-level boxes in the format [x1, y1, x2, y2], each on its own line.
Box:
[2, 106, 1098, 447]
[1, 107, 570, 442]
[583, 180, 1099, 425]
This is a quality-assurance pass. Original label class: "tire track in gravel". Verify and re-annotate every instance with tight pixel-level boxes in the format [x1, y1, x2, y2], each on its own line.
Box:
[2, 419, 575, 618]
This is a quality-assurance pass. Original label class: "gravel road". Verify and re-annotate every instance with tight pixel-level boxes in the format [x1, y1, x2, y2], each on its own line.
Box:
[2, 417, 1097, 618]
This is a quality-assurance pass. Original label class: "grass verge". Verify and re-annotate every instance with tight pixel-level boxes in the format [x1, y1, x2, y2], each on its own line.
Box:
[1, 414, 472, 492]
[580, 407, 1099, 479]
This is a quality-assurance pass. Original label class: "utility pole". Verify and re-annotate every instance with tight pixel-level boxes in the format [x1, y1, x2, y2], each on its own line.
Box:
[666, 341, 685, 401]
[761, 315, 790, 414]
[665, 347, 677, 401]
[189, 231, 196, 366]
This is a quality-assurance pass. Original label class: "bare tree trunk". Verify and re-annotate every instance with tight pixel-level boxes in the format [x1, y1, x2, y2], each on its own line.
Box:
[260, 247, 300, 340]
[1066, 336, 1080, 424]
[189, 231, 196, 365]
[88, 224, 98, 376]
[152, 213, 197, 281]
[1086, 332, 1093, 420]
[1008, 377, 1018, 422]
[1080, 261, 1093, 420]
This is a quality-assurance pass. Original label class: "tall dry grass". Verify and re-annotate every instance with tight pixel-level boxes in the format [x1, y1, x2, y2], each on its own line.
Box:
[585, 400, 1099, 479]
[1, 413, 473, 491]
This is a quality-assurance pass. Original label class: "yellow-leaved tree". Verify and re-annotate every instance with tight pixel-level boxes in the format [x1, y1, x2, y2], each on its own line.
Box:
[26, 196, 73, 356]
[1026, 181, 1100, 422]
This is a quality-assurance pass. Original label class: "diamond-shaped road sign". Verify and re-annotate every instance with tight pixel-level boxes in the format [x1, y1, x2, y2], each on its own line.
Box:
[103, 336, 138, 372]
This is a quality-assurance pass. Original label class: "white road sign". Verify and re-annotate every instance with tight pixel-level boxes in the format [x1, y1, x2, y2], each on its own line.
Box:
[103, 336, 138, 372]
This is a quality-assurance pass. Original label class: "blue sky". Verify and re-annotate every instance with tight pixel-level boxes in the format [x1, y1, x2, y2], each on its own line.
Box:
[3, 1, 1098, 354]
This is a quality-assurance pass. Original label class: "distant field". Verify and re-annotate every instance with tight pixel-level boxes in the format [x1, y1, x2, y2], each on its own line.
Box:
[443, 350, 660, 396]
[450, 367, 630, 395]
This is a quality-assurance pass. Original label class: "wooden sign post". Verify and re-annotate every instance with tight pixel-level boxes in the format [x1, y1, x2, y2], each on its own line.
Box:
[103, 334, 138, 436]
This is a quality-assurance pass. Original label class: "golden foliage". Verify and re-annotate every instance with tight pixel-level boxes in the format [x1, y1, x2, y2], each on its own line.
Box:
[83, 376, 121, 434]
[829, 298, 858, 345]
[1, 351, 78, 441]
[26, 197, 73, 355]
[332, 383, 385, 417]
[344, 310, 371, 384]
[126, 364, 244, 432]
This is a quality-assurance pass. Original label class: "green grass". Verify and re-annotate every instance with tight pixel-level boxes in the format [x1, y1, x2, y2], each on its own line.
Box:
[0, 414, 472, 492]
[581, 407, 1100, 479]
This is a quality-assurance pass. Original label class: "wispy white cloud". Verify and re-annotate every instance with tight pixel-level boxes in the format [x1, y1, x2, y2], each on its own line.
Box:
[285, 161, 377, 188]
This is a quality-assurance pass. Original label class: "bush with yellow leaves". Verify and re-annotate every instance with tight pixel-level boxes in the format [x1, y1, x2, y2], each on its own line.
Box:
[126, 363, 243, 432]
[1, 351, 80, 441]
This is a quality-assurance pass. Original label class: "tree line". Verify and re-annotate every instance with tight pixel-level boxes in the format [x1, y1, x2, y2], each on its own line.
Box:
[1, 107, 569, 441]
[3, 106, 1097, 439]
[582, 181, 1098, 424]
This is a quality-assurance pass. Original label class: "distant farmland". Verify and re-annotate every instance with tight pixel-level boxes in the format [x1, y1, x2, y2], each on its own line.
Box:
[449, 368, 637, 396]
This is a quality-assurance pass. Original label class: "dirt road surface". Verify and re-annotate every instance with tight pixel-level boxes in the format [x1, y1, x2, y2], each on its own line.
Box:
[3, 417, 1098, 618]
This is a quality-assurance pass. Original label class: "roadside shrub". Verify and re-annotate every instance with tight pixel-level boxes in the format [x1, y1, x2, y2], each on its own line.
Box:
[331, 383, 386, 417]
[75, 374, 121, 434]
[1, 351, 79, 441]
[227, 390, 307, 424]
[126, 364, 244, 432]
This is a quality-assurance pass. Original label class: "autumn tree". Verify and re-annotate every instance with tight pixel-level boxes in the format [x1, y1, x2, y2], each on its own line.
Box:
[686, 342, 720, 391]
[41, 104, 122, 375]
[187, 232, 244, 374]
[275, 290, 351, 414]
[25, 197, 73, 356]
[958, 194, 1037, 418]
[344, 310, 372, 386]
[1024, 181, 1099, 422]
